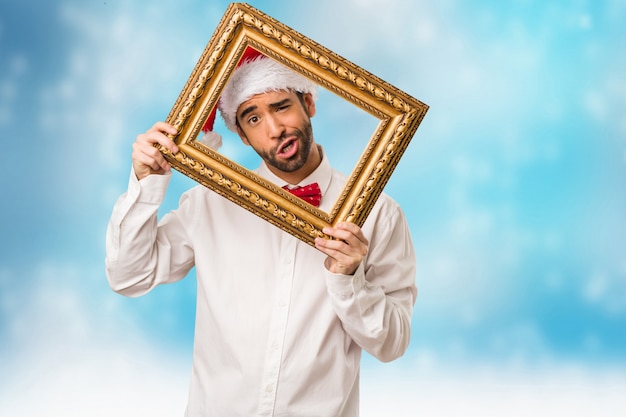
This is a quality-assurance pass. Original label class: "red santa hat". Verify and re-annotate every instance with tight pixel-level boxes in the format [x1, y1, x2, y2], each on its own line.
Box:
[198, 47, 318, 149]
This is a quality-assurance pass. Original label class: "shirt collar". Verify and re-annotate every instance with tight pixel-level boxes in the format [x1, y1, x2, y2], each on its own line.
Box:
[256, 145, 333, 197]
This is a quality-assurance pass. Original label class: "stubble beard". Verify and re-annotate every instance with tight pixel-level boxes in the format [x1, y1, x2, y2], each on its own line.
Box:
[259, 121, 314, 174]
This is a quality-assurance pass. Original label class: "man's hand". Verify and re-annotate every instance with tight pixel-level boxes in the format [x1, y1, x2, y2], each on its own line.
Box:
[315, 222, 369, 275]
[132, 122, 179, 180]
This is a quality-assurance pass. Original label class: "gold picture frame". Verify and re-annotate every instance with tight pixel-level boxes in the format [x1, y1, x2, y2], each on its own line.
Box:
[161, 2, 428, 247]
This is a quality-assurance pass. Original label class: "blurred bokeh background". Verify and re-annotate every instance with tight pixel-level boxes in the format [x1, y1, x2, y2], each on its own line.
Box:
[1, 0, 625, 415]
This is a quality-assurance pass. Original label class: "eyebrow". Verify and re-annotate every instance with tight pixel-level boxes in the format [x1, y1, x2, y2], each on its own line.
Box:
[238, 97, 293, 121]
[269, 98, 292, 109]
[238, 104, 258, 121]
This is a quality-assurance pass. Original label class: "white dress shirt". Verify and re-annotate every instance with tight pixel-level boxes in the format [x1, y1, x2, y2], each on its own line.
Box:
[106, 151, 417, 417]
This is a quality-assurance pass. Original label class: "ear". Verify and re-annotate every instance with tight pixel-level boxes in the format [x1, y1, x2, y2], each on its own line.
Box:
[237, 126, 250, 146]
[302, 93, 316, 118]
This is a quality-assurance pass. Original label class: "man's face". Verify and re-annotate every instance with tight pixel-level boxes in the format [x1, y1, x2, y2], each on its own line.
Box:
[236, 90, 317, 176]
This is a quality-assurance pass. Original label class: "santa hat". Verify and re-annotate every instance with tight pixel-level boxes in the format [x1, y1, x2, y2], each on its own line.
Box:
[198, 47, 318, 149]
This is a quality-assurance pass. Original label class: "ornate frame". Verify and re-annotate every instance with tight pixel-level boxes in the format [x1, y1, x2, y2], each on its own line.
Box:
[161, 3, 428, 247]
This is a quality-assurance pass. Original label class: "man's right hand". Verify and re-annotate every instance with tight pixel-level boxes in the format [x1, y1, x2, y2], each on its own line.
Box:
[132, 122, 179, 180]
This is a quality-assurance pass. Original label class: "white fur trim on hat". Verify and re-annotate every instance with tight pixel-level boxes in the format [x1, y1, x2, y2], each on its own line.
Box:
[218, 56, 318, 132]
[197, 130, 222, 150]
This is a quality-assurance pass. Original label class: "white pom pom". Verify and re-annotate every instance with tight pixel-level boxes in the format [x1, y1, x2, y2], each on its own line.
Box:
[198, 131, 222, 150]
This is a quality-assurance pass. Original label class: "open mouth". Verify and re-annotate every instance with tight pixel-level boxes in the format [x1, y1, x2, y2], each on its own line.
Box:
[277, 138, 298, 159]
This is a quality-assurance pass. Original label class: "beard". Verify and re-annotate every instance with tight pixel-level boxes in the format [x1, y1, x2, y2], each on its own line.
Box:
[254, 120, 314, 173]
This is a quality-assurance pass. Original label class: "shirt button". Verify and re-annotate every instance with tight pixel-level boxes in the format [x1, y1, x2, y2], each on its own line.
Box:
[265, 384, 274, 393]
[272, 341, 280, 350]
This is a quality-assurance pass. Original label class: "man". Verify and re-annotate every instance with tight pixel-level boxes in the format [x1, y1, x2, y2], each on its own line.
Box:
[105, 50, 417, 417]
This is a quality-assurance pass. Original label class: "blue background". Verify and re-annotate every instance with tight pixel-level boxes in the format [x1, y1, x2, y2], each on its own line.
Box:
[1, 1, 625, 415]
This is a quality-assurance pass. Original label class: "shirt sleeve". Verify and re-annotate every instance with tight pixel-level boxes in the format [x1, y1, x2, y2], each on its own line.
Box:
[325, 200, 417, 362]
[105, 168, 195, 297]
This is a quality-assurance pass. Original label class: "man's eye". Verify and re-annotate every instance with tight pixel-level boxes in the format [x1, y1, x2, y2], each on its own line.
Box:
[247, 115, 259, 125]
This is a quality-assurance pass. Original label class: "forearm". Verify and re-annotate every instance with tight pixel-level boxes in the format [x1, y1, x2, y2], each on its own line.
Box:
[326, 263, 416, 362]
[105, 204, 160, 297]
[105, 170, 192, 297]
[325, 203, 417, 362]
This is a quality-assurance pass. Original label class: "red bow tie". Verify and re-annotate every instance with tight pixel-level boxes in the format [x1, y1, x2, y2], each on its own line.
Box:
[283, 183, 322, 207]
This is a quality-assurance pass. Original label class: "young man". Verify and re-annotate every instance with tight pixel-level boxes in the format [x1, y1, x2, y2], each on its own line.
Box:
[106, 53, 417, 417]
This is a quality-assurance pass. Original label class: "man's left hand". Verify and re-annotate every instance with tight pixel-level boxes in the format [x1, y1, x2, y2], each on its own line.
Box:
[315, 222, 369, 275]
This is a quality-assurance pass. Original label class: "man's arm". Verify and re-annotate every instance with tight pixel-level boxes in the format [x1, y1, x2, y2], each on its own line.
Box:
[316, 203, 417, 362]
[105, 122, 194, 297]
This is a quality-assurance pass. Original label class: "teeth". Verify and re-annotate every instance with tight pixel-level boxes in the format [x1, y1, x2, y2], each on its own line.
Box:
[281, 142, 293, 153]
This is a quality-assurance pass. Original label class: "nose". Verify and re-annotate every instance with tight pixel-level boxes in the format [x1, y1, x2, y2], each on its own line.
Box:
[265, 114, 285, 139]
